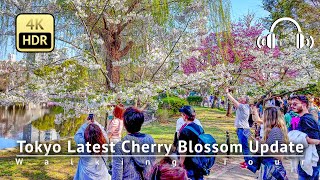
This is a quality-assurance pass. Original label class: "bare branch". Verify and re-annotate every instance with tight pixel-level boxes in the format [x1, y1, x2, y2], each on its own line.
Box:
[150, 15, 192, 81]
[89, 0, 110, 34]
[71, 1, 112, 86]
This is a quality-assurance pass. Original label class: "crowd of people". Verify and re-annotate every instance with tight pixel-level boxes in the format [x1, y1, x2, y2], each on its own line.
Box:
[73, 105, 191, 180]
[72, 89, 320, 180]
[201, 94, 225, 108]
[224, 89, 320, 180]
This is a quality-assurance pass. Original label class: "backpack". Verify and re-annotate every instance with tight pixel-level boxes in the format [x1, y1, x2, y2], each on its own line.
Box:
[291, 116, 300, 130]
[184, 125, 216, 176]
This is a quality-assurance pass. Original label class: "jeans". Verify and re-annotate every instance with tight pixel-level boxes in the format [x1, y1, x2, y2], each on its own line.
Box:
[298, 164, 320, 180]
[237, 128, 251, 163]
[187, 169, 204, 180]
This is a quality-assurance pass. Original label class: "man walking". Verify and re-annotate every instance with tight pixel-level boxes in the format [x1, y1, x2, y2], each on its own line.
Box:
[173, 106, 202, 153]
[291, 95, 320, 179]
[178, 105, 204, 180]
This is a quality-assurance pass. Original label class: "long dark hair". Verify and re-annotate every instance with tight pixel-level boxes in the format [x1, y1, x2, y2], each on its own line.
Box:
[84, 124, 107, 154]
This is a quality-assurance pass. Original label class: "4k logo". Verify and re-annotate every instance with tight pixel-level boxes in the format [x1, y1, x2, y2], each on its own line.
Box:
[16, 14, 55, 52]
[26, 19, 44, 30]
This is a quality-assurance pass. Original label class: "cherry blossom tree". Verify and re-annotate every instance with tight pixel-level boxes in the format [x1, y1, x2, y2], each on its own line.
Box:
[0, 0, 231, 121]
[0, 0, 204, 91]
[182, 14, 319, 116]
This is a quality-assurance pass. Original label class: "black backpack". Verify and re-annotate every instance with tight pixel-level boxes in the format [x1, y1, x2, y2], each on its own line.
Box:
[184, 125, 216, 175]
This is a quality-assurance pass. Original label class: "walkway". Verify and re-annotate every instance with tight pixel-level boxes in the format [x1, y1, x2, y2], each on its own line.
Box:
[206, 157, 298, 179]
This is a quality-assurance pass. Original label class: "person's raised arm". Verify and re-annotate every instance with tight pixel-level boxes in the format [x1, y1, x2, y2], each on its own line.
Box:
[225, 88, 240, 108]
[252, 106, 263, 124]
[74, 118, 92, 145]
[176, 118, 183, 133]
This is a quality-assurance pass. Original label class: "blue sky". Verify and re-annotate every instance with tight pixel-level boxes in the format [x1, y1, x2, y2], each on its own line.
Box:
[230, 0, 270, 22]
[1, 0, 270, 61]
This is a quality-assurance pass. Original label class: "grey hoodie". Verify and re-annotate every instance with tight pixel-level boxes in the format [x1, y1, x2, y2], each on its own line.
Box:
[112, 133, 156, 180]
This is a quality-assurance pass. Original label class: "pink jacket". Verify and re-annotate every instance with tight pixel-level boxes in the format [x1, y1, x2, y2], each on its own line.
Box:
[107, 118, 124, 139]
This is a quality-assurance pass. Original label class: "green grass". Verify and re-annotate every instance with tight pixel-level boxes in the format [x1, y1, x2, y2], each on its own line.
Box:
[0, 157, 78, 179]
[0, 107, 238, 179]
[143, 106, 238, 144]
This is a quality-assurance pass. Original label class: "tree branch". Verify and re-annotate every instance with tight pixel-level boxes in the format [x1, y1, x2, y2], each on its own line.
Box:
[256, 85, 316, 106]
[119, 41, 134, 58]
[89, 0, 110, 34]
[149, 15, 192, 81]
[71, 2, 112, 87]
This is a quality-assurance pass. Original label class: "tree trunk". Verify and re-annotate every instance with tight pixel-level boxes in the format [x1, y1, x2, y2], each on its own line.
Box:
[105, 56, 112, 91]
[112, 66, 120, 85]
[99, 20, 134, 92]
[212, 97, 217, 108]
[226, 100, 233, 117]
[38, 130, 41, 142]
[105, 55, 120, 91]
[13, 105, 16, 126]
[105, 112, 108, 128]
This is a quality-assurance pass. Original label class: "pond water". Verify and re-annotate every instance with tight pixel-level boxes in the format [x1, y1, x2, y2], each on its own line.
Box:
[0, 104, 105, 150]
[0, 103, 156, 150]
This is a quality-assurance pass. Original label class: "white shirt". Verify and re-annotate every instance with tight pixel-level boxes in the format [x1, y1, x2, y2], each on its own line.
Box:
[176, 117, 203, 132]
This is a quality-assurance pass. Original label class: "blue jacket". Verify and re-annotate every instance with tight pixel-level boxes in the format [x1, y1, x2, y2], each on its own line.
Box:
[74, 122, 110, 180]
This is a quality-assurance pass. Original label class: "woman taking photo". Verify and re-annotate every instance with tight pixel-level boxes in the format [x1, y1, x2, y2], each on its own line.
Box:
[74, 114, 111, 180]
[107, 104, 125, 144]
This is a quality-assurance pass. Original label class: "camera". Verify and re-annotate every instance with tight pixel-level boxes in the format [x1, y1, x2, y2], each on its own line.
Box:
[88, 113, 94, 121]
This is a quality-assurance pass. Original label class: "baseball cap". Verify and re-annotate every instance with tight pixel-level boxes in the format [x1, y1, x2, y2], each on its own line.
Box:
[179, 105, 196, 118]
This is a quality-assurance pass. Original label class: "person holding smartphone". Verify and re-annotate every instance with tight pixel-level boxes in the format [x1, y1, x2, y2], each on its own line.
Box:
[225, 88, 251, 168]
[107, 104, 125, 144]
[87, 113, 94, 122]
[74, 113, 110, 180]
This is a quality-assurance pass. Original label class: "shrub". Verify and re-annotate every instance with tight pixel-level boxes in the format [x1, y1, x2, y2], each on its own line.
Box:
[158, 93, 168, 99]
[157, 92, 181, 100]
[187, 96, 203, 106]
[159, 96, 188, 115]
[155, 109, 172, 123]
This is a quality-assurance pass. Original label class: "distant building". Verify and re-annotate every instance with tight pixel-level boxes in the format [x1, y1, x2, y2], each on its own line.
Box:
[7, 53, 16, 62]
[0, 53, 16, 62]
[23, 123, 58, 143]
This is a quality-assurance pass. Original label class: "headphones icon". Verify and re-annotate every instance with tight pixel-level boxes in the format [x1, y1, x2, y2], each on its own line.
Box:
[257, 17, 314, 49]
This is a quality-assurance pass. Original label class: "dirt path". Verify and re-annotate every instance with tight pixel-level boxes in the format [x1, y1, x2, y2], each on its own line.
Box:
[205, 157, 298, 180]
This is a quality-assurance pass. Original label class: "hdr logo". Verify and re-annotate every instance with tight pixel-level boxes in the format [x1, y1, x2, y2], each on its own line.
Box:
[16, 13, 55, 52]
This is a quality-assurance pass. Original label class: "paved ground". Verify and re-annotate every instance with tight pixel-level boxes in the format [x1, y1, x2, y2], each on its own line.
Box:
[206, 157, 298, 180]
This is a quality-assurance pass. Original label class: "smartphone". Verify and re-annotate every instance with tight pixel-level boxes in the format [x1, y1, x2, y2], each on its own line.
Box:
[108, 115, 114, 120]
[88, 113, 94, 121]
